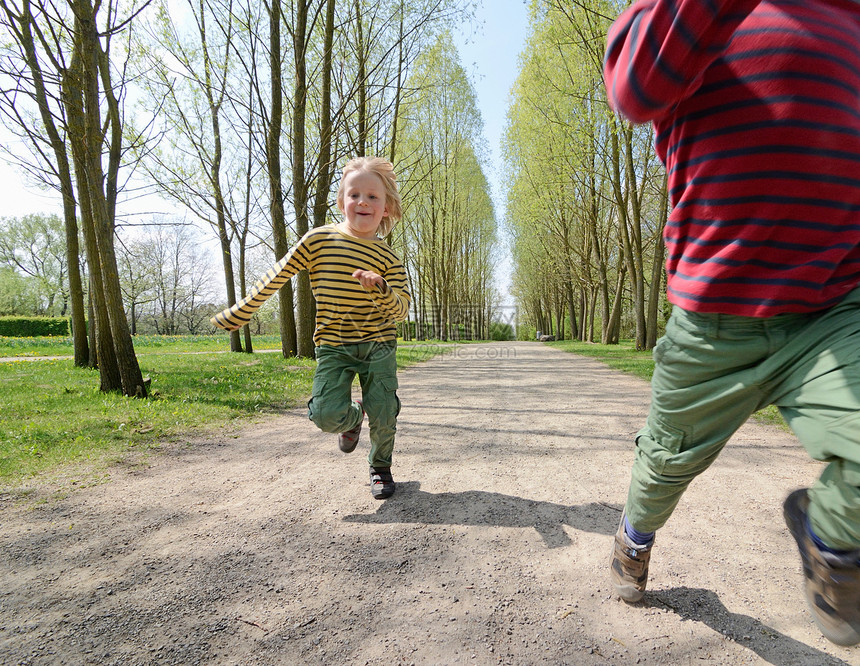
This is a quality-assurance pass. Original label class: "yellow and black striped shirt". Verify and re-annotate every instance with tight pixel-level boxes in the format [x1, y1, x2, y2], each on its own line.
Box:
[211, 226, 411, 346]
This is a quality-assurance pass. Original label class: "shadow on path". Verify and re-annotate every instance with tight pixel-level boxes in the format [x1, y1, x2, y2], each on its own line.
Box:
[650, 587, 850, 666]
[343, 481, 621, 548]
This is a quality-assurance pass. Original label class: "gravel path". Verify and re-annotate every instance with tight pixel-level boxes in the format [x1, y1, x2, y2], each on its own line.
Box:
[1, 341, 856, 665]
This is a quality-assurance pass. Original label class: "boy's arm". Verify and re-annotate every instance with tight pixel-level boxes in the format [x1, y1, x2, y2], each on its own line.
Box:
[353, 269, 411, 323]
[603, 0, 761, 123]
[211, 242, 311, 331]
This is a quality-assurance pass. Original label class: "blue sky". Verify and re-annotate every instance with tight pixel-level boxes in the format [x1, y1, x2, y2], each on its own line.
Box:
[453, 1, 530, 301]
[453, 1, 529, 207]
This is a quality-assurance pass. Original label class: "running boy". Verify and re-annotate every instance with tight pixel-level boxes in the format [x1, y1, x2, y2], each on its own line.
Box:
[603, 0, 860, 646]
[211, 157, 410, 499]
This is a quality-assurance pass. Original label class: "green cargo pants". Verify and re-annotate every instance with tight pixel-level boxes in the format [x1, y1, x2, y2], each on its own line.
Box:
[308, 340, 400, 468]
[626, 286, 860, 550]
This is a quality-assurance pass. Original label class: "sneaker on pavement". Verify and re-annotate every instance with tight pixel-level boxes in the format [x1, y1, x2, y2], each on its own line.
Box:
[369, 466, 395, 500]
[338, 400, 363, 453]
[610, 512, 653, 603]
[783, 488, 860, 646]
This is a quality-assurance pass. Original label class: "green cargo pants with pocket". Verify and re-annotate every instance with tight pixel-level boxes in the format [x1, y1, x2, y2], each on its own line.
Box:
[626, 286, 860, 550]
[308, 340, 401, 469]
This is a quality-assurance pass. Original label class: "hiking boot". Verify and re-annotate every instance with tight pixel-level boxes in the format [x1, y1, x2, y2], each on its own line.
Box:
[338, 400, 363, 453]
[610, 512, 653, 603]
[783, 488, 860, 646]
[370, 466, 395, 500]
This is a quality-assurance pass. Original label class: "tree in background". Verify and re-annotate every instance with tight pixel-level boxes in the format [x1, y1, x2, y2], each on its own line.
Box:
[0, 265, 42, 314]
[288, 0, 316, 358]
[0, 2, 89, 366]
[0, 0, 148, 394]
[263, 0, 297, 357]
[117, 234, 157, 335]
[504, 0, 668, 348]
[0, 214, 69, 315]
[117, 220, 219, 335]
[131, 0, 260, 354]
[65, 0, 148, 395]
[0, 0, 503, 359]
[396, 30, 496, 340]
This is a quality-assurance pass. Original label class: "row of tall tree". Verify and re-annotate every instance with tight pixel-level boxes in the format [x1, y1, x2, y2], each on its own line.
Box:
[0, 0, 498, 396]
[394, 32, 497, 340]
[504, 0, 669, 349]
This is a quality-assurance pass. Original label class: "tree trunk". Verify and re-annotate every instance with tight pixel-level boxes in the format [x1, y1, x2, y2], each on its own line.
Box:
[312, 0, 336, 230]
[609, 123, 643, 348]
[87, 286, 97, 368]
[355, 0, 367, 157]
[566, 278, 578, 340]
[63, 36, 122, 392]
[646, 174, 669, 350]
[9, 2, 89, 366]
[239, 241, 254, 352]
[623, 126, 647, 350]
[584, 290, 594, 342]
[268, 0, 297, 357]
[63, 188, 89, 367]
[605, 260, 627, 345]
[388, 3, 405, 164]
[292, 0, 315, 358]
[76, 0, 146, 397]
[241, 70, 256, 354]
[194, 2, 243, 354]
[585, 153, 610, 344]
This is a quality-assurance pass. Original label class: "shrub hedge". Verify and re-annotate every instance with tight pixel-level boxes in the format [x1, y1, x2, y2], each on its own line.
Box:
[0, 316, 71, 337]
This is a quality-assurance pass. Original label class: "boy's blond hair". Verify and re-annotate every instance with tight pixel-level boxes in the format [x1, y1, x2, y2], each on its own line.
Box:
[336, 156, 402, 237]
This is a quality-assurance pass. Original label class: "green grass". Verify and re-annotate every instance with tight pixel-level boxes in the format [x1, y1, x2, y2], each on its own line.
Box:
[3, 334, 788, 490]
[548, 339, 656, 381]
[547, 338, 787, 429]
[0, 335, 78, 356]
[0, 333, 286, 357]
[0, 336, 452, 487]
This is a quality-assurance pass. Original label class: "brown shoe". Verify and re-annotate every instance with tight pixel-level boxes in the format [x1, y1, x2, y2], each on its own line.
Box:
[337, 400, 363, 453]
[783, 488, 860, 646]
[610, 512, 653, 603]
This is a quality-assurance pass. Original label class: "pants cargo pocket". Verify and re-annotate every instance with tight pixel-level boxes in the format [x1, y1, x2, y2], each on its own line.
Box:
[637, 416, 721, 479]
[379, 375, 401, 417]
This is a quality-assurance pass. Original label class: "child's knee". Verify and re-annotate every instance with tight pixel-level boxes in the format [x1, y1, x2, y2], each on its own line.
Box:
[308, 397, 350, 433]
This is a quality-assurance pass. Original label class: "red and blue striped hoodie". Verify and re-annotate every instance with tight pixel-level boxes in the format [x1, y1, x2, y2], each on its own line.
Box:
[604, 0, 860, 316]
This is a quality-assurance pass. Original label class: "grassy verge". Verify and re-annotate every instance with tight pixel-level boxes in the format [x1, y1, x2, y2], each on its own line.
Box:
[0, 334, 286, 357]
[548, 339, 655, 381]
[547, 339, 787, 429]
[0, 337, 452, 487]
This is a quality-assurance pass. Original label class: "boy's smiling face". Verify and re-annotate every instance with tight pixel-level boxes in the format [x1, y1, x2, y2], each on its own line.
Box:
[338, 170, 389, 239]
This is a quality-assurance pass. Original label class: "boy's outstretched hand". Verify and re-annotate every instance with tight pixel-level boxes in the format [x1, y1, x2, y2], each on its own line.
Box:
[353, 269, 386, 292]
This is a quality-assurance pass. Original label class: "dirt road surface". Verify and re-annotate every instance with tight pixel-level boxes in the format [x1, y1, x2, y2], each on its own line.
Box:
[1, 341, 857, 665]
